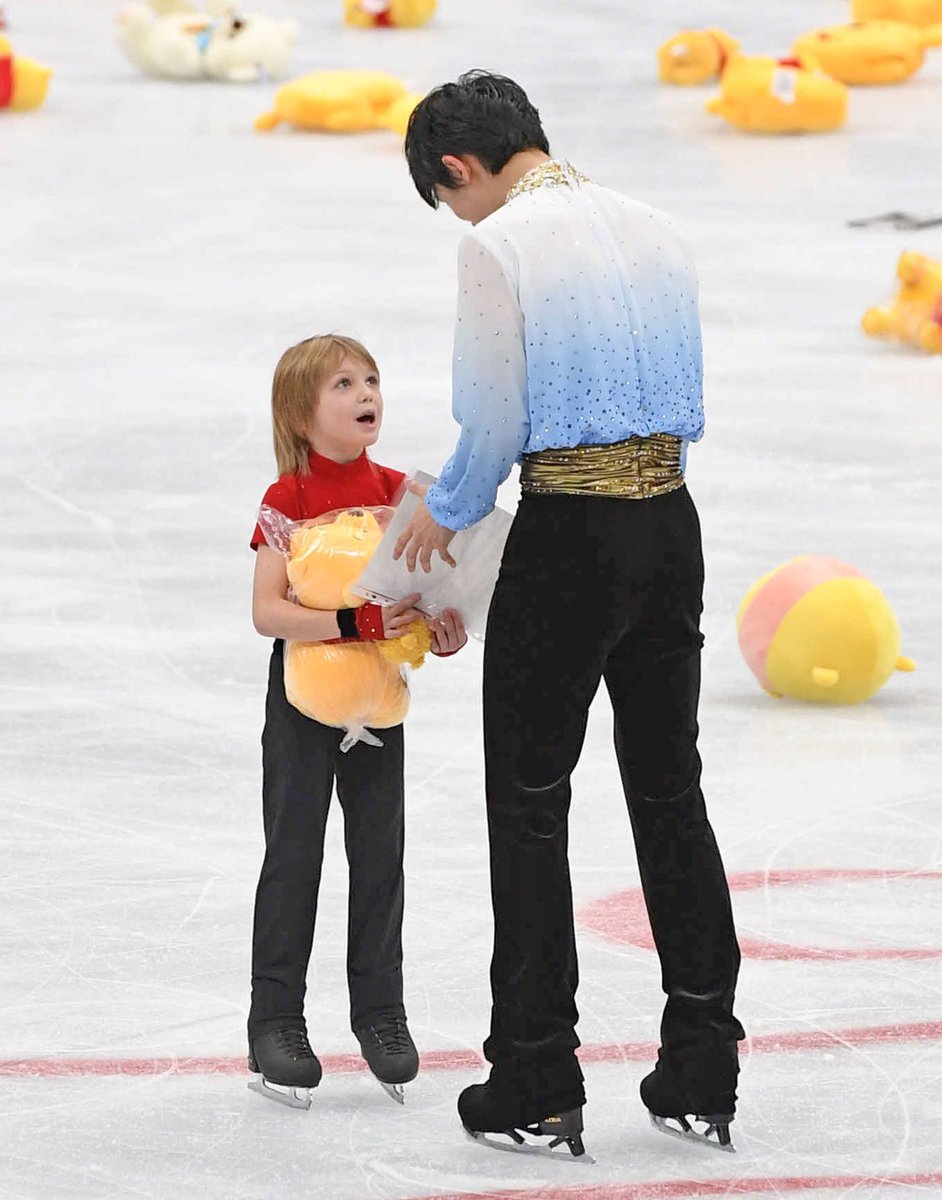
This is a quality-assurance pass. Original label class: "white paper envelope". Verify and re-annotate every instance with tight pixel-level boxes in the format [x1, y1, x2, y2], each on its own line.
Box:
[351, 471, 513, 641]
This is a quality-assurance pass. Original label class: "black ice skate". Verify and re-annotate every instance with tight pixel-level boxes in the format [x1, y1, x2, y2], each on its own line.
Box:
[640, 1051, 737, 1153]
[458, 1081, 593, 1163]
[354, 1015, 419, 1104]
[247, 1028, 323, 1110]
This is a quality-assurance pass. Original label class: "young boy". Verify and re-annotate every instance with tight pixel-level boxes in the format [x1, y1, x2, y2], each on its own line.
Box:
[249, 334, 466, 1108]
[395, 71, 745, 1157]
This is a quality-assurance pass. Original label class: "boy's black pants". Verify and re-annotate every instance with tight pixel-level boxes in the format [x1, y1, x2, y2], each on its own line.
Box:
[481, 486, 743, 1097]
[248, 640, 405, 1040]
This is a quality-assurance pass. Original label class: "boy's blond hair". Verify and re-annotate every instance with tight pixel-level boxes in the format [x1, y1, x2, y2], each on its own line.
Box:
[271, 334, 380, 476]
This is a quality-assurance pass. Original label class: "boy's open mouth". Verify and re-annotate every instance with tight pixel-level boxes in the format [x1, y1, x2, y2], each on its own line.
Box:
[357, 412, 376, 425]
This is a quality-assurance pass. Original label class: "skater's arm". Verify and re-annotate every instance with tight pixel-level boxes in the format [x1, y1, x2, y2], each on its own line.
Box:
[251, 545, 422, 641]
[424, 233, 529, 531]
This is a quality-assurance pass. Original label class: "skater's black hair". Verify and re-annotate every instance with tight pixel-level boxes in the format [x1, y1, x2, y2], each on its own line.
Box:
[405, 70, 550, 209]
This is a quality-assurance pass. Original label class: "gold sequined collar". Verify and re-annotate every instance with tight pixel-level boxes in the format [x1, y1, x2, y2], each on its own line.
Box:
[506, 159, 590, 203]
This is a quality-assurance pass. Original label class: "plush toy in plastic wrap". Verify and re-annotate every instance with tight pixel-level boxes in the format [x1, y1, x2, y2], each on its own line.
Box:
[792, 20, 942, 85]
[737, 556, 915, 704]
[862, 251, 942, 351]
[657, 29, 739, 85]
[254, 69, 421, 133]
[852, 0, 942, 27]
[343, 0, 436, 28]
[705, 54, 848, 133]
[0, 34, 52, 110]
[258, 505, 431, 749]
[116, 0, 298, 82]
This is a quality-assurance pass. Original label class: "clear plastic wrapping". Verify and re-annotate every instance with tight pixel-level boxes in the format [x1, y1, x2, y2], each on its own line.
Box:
[257, 505, 431, 751]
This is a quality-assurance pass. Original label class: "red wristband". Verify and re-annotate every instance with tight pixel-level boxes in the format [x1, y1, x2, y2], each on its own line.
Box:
[353, 603, 386, 641]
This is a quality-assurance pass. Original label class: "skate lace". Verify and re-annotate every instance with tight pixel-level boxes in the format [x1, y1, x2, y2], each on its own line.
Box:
[272, 1028, 315, 1061]
[366, 1017, 411, 1054]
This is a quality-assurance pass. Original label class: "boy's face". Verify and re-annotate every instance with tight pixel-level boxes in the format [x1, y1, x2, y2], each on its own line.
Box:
[307, 356, 383, 463]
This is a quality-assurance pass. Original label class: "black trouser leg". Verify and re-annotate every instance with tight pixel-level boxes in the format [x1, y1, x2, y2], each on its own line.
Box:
[249, 642, 335, 1039]
[335, 724, 406, 1030]
[481, 495, 624, 1104]
[601, 492, 743, 1067]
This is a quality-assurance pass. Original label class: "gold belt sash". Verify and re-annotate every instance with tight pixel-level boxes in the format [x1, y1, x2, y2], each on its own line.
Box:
[520, 433, 685, 499]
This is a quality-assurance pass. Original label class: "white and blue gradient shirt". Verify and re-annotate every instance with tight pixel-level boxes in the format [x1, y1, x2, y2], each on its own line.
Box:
[425, 161, 705, 531]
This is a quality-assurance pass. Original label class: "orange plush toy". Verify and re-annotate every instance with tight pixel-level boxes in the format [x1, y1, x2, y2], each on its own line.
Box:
[262, 506, 431, 749]
[862, 251, 942, 352]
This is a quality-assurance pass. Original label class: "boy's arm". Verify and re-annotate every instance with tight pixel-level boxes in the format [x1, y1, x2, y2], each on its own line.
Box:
[252, 545, 421, 641]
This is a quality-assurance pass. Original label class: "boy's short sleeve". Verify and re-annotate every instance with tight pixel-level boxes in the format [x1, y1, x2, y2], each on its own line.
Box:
[250, 477, 299, 550]
[380, 466, 407, 503]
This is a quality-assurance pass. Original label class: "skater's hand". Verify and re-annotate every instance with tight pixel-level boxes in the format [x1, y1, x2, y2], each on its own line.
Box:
[429, 609, 467, 656]
[393, 498, 457, 573]
[383, 593, 423, 638]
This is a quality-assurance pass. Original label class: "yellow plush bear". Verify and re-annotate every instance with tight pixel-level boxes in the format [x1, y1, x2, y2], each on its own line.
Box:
[792, 20, 942, 85]
[862, 252, 942, 352]
[852, 0, 942, 27]
[0, 35, 52, 111]
[657, 29, 740, 85]
[705, 54, 848, 133]
[255, 69, 421, 133]
[343, 0, 436, 28]
[283, 509, 431, 744]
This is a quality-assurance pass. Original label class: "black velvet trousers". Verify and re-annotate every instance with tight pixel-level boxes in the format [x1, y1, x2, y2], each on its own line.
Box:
[481, 486, 743, 1096]
[248, 640, 406, 1040]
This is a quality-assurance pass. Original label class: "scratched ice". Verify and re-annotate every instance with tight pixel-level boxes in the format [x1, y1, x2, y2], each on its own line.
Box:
[1, 1, 940, 1198]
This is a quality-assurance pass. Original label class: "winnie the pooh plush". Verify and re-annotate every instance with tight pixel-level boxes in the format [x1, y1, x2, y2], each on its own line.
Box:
[862, 252, 942, 351]
[0, 34, 52, 110]
[705, 53, 848, 133]
[852, 0, 942, 27]
[343, 0, 436, 28]
[268, 507, 431, 748]
[657, 29, 740, 85]
[792, 20, 942, 85]
[116, 0, 298, 82]
[255, 69, 421, 133]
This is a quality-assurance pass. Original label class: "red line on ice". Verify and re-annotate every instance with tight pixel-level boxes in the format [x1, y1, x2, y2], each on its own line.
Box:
[578, 868, 942, 960]
[2, 1020, 940, 1078]
[414, 1171, 942, 1200]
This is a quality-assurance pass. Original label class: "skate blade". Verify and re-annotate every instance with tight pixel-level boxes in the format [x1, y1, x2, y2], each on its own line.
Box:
[649, 1112, 735, 1153]
[247, 1073, 313, 1110]
[378, 1080, 405, 1105]
[462, 1126, 596, 1164]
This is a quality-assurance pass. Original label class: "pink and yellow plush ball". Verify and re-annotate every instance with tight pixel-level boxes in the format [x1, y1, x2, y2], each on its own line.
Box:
[737, 556, 915, 703]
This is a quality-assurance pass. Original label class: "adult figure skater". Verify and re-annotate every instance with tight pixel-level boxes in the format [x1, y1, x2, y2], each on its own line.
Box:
[394, 70, 744, 1160]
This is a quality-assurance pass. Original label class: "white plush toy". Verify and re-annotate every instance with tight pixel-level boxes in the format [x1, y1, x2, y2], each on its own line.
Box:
[117, 0, 298, 82]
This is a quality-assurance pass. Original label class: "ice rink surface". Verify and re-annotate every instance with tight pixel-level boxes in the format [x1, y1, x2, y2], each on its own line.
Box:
[2, 0, 941, 1197]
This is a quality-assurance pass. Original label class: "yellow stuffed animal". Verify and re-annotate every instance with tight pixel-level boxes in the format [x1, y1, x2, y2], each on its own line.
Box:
[737, 556, 915, 704]
[862, 251, 942, 352]
[283, 509, 431, 745]
[705, 54, 848, 133]
[852, 0, 942, 27]
[343, 0, 435, 27]
[657, 29, 740, 85]
[0, 35, 52, 111]
[792, 20, 942, 84]
[255, 69, 420, 133]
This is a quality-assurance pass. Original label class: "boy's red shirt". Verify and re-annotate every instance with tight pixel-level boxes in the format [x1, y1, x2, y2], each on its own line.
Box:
[251, 450, 406, 549]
